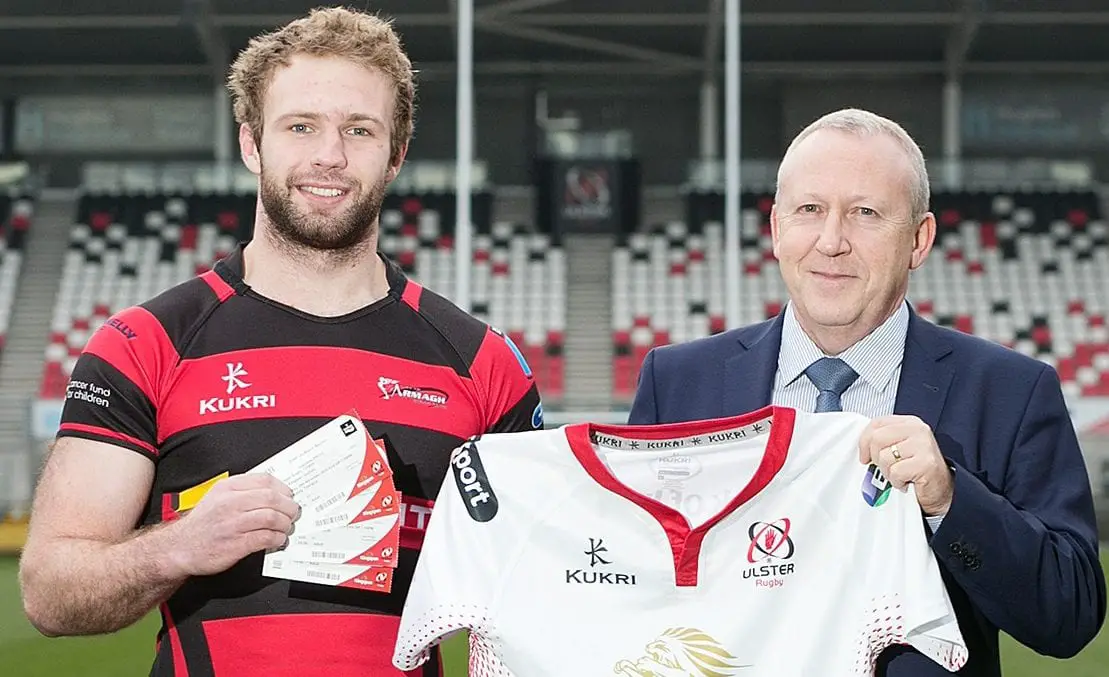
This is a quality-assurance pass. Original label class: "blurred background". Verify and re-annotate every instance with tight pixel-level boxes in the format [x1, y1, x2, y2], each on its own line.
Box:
[0, 0, 1106, 674]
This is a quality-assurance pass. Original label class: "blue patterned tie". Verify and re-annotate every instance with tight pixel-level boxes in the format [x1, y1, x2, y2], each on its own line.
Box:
[804, 357, 859, 413]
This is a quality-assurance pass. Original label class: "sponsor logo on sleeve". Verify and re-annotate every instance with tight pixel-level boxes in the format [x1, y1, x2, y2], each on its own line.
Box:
[450, 441, 498, 522]
[65, 380, 113, 408]
[531, 401, 543, 429]
[861, 463, 892, 507]
[104, 317, 139, 340]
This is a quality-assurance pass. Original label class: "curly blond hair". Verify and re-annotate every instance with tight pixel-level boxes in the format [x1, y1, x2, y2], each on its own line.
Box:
[227, 6, 415, 165]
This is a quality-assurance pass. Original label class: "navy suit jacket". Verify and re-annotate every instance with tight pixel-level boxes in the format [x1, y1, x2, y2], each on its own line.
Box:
[628, 309, 1106, 676]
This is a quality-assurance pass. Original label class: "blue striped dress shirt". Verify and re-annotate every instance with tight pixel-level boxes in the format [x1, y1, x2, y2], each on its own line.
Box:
[771, 299, 946, 530]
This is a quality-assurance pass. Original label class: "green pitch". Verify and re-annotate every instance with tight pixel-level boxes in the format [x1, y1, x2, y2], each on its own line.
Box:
[1, 553, 1106, 676]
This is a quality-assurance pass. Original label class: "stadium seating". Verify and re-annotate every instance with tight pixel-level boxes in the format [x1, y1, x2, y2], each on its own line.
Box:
[377, 194, 566, 402]
[39, 190, 566, 403]
[611, 189, 1109, 402]
[919, 190, 1109, 399]
[0, 194, 34, 357]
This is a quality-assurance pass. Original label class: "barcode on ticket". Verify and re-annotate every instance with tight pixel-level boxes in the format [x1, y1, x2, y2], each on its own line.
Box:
[311, 550, 349, 561]
[313, 493, 345, 513]
[306, 570, 344, 582]
[315, 514, 348, 528]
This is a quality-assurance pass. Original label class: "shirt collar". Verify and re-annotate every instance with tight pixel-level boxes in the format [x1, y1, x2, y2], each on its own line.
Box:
[778, 300, 909, 392]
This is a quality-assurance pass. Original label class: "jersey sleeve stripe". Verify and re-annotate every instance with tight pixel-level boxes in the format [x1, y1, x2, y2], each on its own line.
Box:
[58, 422, 160, 459]
[471, 328, 538, 430]
[83, 306, 179, 407]
[200, 269, 236, 302]
[401, 279, 423, 312]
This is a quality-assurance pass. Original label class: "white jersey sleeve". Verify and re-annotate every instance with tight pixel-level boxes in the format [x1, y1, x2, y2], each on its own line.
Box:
[392, 439, 509, 672]
[855, 475, 969, 673]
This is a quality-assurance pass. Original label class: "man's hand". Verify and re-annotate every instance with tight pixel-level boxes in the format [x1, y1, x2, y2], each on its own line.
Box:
[166, 473, 300, 577]
[858, 415, 954, 517]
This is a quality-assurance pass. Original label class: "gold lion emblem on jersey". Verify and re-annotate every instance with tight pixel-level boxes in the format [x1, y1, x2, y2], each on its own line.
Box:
[613, 627, 749, 676]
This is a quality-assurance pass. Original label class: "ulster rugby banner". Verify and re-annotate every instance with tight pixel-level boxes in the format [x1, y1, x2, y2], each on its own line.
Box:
[534, 158, 640, 240]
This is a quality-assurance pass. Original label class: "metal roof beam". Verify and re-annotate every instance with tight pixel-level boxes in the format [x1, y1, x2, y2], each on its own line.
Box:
[944, 0, 983, 79]
[182, 0, 228, 80]
[475, 21, 702, 69]
[476, 0, 567, 16]
[11, 60, 1109, 80]
[8, 11, 1109, 32]
[704, 0, 724, 82]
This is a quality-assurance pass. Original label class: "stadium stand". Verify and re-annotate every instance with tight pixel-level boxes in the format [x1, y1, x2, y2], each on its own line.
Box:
[38, 189, 567, 403]
[611, 189, 1109, 403]
[0, 194, 34, 359]
[377, 192, 566, 402]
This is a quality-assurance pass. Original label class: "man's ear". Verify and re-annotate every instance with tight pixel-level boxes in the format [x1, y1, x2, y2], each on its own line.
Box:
[387, 140, 409, 182]
[239, 123, 261, 175]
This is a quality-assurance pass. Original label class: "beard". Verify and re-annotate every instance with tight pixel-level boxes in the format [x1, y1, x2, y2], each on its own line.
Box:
[259, 163, 388, 253]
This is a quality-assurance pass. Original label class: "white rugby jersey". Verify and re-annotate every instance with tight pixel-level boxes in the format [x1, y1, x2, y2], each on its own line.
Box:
[392, 406, 968, 676]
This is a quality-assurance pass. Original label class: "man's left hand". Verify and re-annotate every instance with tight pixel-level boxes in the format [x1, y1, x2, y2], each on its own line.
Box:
[858, 415, 954, 517]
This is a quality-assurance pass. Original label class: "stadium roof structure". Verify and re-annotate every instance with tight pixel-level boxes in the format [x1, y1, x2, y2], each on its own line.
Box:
[5, 0, 1109, 88]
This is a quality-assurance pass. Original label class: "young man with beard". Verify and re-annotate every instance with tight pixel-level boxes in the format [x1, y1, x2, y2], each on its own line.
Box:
[19, 8, 542, 676]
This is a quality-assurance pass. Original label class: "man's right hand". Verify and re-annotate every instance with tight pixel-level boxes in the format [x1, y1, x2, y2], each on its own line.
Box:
[167, 473, 300, 577]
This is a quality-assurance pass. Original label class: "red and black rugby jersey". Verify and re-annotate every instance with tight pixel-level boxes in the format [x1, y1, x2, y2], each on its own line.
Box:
[55, 245, 542, 677]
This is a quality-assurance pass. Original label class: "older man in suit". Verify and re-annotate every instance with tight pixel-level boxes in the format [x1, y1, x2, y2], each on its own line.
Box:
[628, 108, 1105, 676]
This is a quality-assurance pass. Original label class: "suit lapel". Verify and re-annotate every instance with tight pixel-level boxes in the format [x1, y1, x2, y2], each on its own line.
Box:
[893, 312, 954, 430]
[722, 315, 783, 418]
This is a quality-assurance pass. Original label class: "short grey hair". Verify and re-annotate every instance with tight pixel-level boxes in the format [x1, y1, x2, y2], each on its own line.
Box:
[776, 108, 930, 223]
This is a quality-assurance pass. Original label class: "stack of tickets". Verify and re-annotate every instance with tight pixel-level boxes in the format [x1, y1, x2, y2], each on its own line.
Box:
[250, 412, 402, 592]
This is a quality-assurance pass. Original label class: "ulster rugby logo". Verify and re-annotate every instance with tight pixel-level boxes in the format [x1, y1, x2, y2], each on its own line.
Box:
[746, 518, 794, 563]
[742, 518, 796, 589]
[613, 627, 749, 675]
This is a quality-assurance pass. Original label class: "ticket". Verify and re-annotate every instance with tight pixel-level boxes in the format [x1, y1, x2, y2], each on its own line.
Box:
[277, 512, 401, 567]
[262, 557, 396, 592]
[247, 412, 386, 515]
[298, 473, 401, 535]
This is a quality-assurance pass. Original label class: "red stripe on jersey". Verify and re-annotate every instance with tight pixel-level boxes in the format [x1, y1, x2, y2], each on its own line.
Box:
[400, 496, 434, 551]
[160, 603, 190, 677]
[401, 279, 423, 311]
[58, 422, 160, 458]
[83, 306, 180, 407]
[199, 270, 235, 302]
[564, 405, 795, 587]
[157, 347, 484, 443]
[470, 328, 535, 429]
[201, 612, 423, 676]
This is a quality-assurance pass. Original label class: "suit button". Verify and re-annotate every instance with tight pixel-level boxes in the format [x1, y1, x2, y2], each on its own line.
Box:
[968, 556, 981, 571]
[950, 542, 964, 556]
